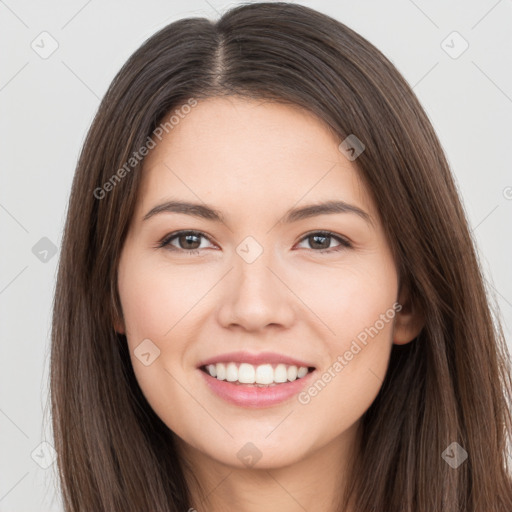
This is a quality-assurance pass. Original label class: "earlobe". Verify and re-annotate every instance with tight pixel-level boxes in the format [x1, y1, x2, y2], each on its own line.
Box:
[114, 320, 125, 335]
[112, 310, 126, 335]
[393, 288, 424, 345]
[111, 293, 126, 334]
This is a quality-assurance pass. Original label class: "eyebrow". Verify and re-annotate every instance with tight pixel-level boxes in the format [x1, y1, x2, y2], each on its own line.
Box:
[143, 199, 373, 227]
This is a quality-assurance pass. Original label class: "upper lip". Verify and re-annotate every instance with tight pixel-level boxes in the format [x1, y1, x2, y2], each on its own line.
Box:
[198, 351, 315, 369]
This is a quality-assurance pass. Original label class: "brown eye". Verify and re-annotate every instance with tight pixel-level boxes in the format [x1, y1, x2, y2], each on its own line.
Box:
[159, 231, 214, 253]
[296, 231, 351, 253]
[175, 233, 202, 250]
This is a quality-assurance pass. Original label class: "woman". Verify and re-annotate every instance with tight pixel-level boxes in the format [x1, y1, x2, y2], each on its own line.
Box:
[50, 2, 512, 511]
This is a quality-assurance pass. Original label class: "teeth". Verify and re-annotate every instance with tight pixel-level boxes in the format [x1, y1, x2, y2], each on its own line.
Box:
[297, 366, 308, 378]
[216, 363, 226, 380]
[226, 362, 238, 382]
[255, 364, 273, 384]
[274, 364, 288, 383]
[287, 365, 297, 381]
[239, 363, 255, 383]
[204, 362, 311, 385]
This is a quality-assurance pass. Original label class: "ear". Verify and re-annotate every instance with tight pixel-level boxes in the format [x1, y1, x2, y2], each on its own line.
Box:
[114, 317, 125, 335]
[393, 285, 424, 345]
[112, 307, 125, 335]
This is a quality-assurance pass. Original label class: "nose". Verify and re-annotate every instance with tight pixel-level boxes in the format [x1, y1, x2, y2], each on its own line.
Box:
[216, 249, 296, 332]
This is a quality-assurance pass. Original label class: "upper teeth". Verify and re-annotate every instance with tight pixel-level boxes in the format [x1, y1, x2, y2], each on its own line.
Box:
[206, 362, 310, 384]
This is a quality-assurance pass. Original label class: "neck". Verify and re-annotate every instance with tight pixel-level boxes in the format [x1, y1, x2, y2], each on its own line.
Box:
[177, 421, 361, 512]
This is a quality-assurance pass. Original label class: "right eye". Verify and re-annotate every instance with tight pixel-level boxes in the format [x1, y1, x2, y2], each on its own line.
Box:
[158, 230, 216, 254]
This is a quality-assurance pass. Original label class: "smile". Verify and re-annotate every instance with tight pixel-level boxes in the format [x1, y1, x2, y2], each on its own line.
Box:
[197, 351, 317, 407]
[201, 362, 313, 386]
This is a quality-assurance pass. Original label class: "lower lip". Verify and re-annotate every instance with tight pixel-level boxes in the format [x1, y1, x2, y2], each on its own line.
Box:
[199, 368, 316, 408]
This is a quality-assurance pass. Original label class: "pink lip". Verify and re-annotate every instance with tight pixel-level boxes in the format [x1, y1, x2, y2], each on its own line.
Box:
[199, 367, 317, 408]
[197, 351, 315, 369]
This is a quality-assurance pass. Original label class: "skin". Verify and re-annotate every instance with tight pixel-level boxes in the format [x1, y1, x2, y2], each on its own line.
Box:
[114, 96, 423, 512]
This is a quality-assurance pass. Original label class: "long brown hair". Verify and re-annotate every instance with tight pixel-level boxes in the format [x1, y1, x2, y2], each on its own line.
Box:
[50, 2, 512, 510]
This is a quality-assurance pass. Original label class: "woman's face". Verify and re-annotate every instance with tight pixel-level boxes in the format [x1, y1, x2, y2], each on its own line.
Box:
[115, 96, 417, 470]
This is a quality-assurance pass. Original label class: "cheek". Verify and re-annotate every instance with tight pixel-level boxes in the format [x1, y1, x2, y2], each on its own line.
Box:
[291, 250, 398, 342]
[293, 319, 394, 452]
[334, 270, 398, 386]
[119, 258, 205, 341]
[292, 255, 397, 424]
[117, 261, 198, 426]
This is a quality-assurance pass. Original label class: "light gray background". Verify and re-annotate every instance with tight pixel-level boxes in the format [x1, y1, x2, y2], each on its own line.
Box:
[1, 0, 511, 510]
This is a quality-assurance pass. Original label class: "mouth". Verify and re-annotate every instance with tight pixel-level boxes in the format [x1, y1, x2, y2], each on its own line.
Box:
[198, 360, 317, 408]
[199, 362, 316, 387]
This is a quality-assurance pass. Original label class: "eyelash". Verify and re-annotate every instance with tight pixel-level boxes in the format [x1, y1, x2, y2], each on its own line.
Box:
[156, 230, 352, 255]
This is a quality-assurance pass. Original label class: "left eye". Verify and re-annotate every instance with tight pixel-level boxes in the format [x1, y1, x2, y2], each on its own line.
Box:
[158, 230, 351, 254]
[296, 231, 351, 252]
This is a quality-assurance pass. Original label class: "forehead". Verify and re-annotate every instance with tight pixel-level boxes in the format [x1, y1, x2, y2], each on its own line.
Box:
[135, 96, 376, 225]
